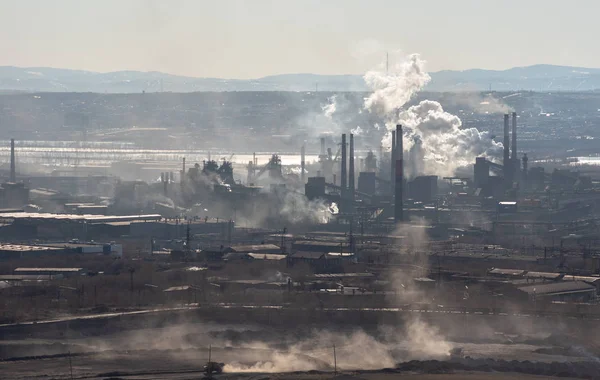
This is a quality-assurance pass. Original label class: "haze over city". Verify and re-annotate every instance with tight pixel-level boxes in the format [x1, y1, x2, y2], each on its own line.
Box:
[3, 2, 600, 380]
[2, 0, 600, 78]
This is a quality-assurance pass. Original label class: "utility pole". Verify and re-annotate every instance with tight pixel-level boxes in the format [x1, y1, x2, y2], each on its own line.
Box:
[333, 344, 337, 375]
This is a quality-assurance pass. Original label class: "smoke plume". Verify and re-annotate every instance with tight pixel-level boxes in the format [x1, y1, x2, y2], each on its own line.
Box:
[364, 53, 503, 178]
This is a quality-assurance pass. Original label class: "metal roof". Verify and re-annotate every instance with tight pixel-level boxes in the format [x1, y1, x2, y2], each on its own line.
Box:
[313, 273, 374, 278]
[247, 253, 287, 260]
[519, 281, 596, 295]
[488, 268, 526, 277]
[290, 251, 325, 260]
[0, 274, 57, 281]
[229, 244, 281, 252]
[0, 212, 161, 223]
[0, 244, 63, 252]
[14, 267, 83, 273]
[524, 271, 563, 280]
[163, 285, 193, 292]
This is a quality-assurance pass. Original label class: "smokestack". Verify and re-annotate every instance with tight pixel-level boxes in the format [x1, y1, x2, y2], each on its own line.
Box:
[341, 134, 347, 191]
[395, 125, 404, 223]
[522, 153, 528, 181]
[320, 137, 326, 156]
[503, 114, 511, 183]
[181, 157, 186, 183]
[9, 139, 15, 183]
[300, 145, 306, 184]
[161, 172, 167, 196]
[390, 130, 396, 194]
[511, 112, 517, 161]
[349, 134, 355, 201]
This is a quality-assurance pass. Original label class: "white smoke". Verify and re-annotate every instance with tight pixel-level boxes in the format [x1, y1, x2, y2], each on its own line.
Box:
[364, 53, 503, 178]
[364, 54, 431, 116]
[350, 125, 364, 136]
[399, 100, 503, 177]
[280, 191, 334, 224]
[322, 95, 337, 119]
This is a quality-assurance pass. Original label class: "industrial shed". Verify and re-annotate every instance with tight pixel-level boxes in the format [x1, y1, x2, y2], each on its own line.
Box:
[518, 281, 596, 302]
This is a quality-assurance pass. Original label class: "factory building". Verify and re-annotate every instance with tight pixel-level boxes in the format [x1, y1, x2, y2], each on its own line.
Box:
[408, 176, 438, 203]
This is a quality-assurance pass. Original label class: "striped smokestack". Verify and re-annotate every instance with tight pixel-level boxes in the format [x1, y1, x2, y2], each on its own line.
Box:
[395, 125, 404, 223]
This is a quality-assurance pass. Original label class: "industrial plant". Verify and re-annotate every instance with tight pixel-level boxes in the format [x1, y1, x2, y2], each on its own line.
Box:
[3, 83, 600, 379]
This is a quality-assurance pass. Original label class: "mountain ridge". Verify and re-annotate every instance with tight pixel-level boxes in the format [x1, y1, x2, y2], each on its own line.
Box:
[1, 64, 600, 93]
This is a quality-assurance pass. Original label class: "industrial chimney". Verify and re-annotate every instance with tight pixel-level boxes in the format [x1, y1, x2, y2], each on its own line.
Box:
[511, 111, 519, 179]
[349, 134, 355, 204]
[340, 133, 347, 192]
[9, 138, 15, 183]
[340, 134, 348, 213]
[390, 130, 396, 195]
[181, 157, 186, 183]
[503, 114, 511, 184]
[395, 125, 404, 223]
[300, 145, 306, 184]
[511, 112, 517, 161]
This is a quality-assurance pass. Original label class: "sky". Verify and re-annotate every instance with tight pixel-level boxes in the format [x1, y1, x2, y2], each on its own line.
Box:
[1, 0, 598, 79]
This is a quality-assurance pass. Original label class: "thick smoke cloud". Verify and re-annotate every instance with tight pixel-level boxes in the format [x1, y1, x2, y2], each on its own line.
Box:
[364, 53, 503, 178]
[398, 100, 502, 177]
[364, 54, 431, 116]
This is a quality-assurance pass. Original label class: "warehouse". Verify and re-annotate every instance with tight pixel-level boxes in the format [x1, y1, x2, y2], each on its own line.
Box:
[518, 281, 597, 302]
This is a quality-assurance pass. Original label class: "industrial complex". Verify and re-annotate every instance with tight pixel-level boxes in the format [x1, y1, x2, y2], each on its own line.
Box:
[3, 90, 600, 378]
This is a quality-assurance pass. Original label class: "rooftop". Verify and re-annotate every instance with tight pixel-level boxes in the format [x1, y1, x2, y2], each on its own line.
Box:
[0, 212, 161, 223]
[229, 244, 281, 252]
[0, 244, 63, 252]
[14, 267, 83, 273]
[247, 253, 286, 260]
[518, 281, 596, 296]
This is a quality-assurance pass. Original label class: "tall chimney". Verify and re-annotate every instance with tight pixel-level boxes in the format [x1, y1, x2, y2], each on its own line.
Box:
[340, 134, 347, 213]
[349, 134, 355, 202]
[390, 130, 396, 194]
[9, 138, 15, 183]
[300, 145, 306, 184]
[181, 157, 186, 192]
[511, 112, 517, 161]
[320, 137, 326, 156]
[395, 125, 404, 223]
[341, 134, 347, 191]
[503, 114, 511, 183]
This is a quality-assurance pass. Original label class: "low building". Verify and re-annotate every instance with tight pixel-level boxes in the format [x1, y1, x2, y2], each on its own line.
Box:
[0, 244, 64, 260]
[13, 267, 84, 278]
[518, 281, 596, 302]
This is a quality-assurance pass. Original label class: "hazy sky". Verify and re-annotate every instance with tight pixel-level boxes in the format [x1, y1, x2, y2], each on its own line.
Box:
[1, 0, 598, 78]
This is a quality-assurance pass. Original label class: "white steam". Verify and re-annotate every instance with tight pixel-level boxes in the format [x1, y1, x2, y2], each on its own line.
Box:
[399, 100, 503, 177]
[322, 95, 337, 119]
[364, 53, 503, 178]
[364, 54, 431, 116]
[280, 191, 334, 224]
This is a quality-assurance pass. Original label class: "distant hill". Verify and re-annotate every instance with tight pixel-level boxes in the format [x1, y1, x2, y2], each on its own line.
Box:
[1, 64, 600, 93]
